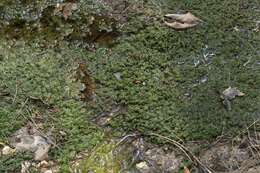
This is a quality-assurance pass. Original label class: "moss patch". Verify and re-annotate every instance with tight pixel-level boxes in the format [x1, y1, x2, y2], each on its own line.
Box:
[84, 0, 260, 141]
[80, 142, 121, 173]
[0, 0, 259, 172]
[0, 40, 104, 172]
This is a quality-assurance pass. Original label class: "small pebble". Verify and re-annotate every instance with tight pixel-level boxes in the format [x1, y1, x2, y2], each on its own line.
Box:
[21, 161, 31, 173]
[2, 146, 15, 155]
[136, 161, 150, 172]
[114, 72, 122, 80]
[37, 160, 49, 168]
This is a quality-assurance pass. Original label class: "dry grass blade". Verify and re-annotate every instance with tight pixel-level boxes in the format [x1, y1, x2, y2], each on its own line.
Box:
[150, 133, 214, 173]
[16, 99, 60, 150]
[233, 118, 260, 142]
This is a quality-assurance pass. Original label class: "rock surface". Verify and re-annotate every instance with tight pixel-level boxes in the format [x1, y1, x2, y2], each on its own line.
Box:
[10, 125, 51, 161]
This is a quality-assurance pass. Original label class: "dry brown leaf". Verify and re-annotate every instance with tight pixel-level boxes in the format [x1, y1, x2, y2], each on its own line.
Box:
[63, 3, 77, 20]
[222, 87, 245, 100]
[54, 3, 77, 20]
[165, 12, 201, 24]
[165, 21, 197, 30]
[164, 12, 201, 30]
[183, 166, 191, 173]
[221, 87, 245, 111]
[75, 62, 96, 103]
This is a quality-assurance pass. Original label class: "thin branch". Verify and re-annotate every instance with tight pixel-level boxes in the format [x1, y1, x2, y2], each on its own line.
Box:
[233, 118, 260, 141]
[12, 81, 18, 104]
[25, 107, 61, 150]
[16, 99, 60, 149]
[150, 132, 214, 173]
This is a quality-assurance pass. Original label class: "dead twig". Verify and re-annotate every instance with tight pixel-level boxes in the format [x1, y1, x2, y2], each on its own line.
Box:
[150, 133, 214, 173]
[115, 133, 138, 147]
[12, 81, 18, 104]
[232, 118, 260, 144]
[16, 98, 29, 116]
[25, 107, 61, 150]
[16, 99, 60, 150]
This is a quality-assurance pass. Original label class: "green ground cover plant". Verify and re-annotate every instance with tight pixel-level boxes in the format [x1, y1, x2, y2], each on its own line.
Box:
[0, 0, 259, 172]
